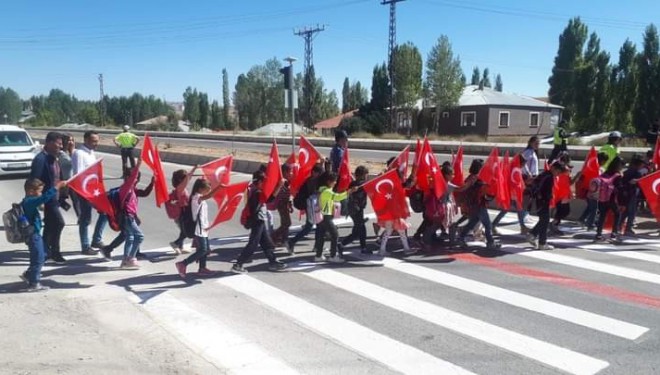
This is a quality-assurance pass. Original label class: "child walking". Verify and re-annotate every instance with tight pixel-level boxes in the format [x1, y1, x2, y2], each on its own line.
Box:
[340, 166, 369, 254]
[526, 161, 568, 250]
[272, 163, 293, 247]
[175, 178, 226, 278]
[168, 165, 197, 254]
[314, 172, 357, 263]
[618, 155, 644, 236]
[20, 178, 66, 292]
[118, 159, 145, 269]
[578, 152, 609, 231]
[593, 156, 624, 243]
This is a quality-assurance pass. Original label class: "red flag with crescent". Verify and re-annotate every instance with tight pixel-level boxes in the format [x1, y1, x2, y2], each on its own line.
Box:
[140, 134, 169, 207]
[389, 146, 410, 179]
[262, 141, 282, 203]
[478, 147, 500, 187]
[66, 158, 114, 216]
[200, 155, 233, 187]
[210, 181, 250, 229]
[580, 147, 600, 191]
[509, 154, 525, 209]
[451, 145, 464, 186]
[290, 135, 321, 196]
[415, 138, 446, 197]
[337, 148, 352, 193]
[638, 170, 660, 221]
[496, 151, 511, 210]
[362, 169, 409, 223]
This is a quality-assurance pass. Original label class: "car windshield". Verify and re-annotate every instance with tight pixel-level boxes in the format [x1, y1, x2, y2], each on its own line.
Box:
[0, 131, 32, 147]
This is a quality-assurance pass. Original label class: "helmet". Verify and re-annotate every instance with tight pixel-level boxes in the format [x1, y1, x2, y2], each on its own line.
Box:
[123, 125, 130, 131]
[609, 131, 622, 138]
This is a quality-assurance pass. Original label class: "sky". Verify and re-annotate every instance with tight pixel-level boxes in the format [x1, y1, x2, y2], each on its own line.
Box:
[1, 0, 658, 106]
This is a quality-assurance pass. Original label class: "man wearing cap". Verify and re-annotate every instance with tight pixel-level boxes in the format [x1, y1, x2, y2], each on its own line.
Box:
[549, 120, 569, 164]
[114, 125, 140, 170]
[600, 131, 622, 169]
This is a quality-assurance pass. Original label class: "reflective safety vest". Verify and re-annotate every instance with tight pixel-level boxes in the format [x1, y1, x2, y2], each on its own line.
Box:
[115, 132, 138, 148]
[553, 127, 565, 146]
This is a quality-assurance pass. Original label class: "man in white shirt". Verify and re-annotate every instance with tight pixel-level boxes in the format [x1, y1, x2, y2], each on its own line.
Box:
[71, 130, 101, 255]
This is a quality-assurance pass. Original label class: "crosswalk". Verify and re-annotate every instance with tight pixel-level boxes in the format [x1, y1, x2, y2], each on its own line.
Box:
[109, 225, 660, 375]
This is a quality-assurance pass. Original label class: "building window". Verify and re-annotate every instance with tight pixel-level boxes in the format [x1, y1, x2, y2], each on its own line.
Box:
[442, 111, 449, 118]
[498, 111, 510, 128]
[530, 112, 540, 128]
[461, 111, 476, 127]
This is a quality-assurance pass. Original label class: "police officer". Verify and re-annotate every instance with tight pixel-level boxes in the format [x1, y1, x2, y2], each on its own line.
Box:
[114, 125, 140, 172]
[548, 120, 568, 164]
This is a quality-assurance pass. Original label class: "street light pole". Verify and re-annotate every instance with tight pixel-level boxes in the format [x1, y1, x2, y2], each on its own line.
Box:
[284, 56, 297, 155]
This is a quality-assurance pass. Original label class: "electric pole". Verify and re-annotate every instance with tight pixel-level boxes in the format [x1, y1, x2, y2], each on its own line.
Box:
[98, 73, 106, 127]
[381, 0, 406, 132]
[294, 25, 325, 128]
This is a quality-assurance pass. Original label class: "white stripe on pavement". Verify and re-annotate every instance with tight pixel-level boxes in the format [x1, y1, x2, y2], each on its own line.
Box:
[580, 244, 660, 265]
[217, 275, 476, 375]
[303, 268, 609, 375]
[351, 255, 646, 340]
[506, 249, 660, 285]
[131, 292, 299, 375]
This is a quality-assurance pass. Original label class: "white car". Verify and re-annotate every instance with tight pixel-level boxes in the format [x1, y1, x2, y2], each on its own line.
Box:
[0, 125, 41, 176]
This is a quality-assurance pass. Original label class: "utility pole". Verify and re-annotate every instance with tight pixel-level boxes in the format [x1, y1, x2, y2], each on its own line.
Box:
[381, 0, 406, 132]
[282, 57, 298, 155]
[294, 25, 325, 128]
[98, 73, 106, 127]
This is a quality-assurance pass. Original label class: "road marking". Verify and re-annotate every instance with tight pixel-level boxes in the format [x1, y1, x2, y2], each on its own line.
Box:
[580, 244, 660, 265]
[301, 268, 609, 375]
[130, 292, 299, 375]
[350, 254, 647, 340]
[217, 275, 476, 375]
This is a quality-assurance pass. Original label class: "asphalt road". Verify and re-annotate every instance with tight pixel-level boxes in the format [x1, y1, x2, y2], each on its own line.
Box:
[1, 152, 659, 374]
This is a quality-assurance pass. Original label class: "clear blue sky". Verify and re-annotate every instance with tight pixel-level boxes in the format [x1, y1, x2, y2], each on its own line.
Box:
[1, 0, 657, 105]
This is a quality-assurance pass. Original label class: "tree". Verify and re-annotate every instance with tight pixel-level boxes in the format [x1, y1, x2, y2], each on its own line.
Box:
[349, 81, 368, 111]
[0, 87, 23, 124]
[222, 68, 231, 129]
[392, 41, 423, 110]
[199, 92, 210, 129]
[481, 68, 491, 88]
[232, 58, 286, 130]
[370, 63, 390, 111]
[495, 74, 503, 92]
[210, 100, 222, 130]
[548, 17, 588, 121]
[299, 66, 340, 127]
[424, 35, 464, 132]
[342, 77, 350, 113]
[470, 66, 481, 85]
[634, 24, 660, 132]
[610, 39, 637, 132]
[183, 87, 201, 127]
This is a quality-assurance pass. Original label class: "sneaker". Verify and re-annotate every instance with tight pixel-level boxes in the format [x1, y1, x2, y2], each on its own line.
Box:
[268, 261, 287, 271]
[285, 241, 294, 255]
[101, 247, 113, 262]
[81, 247, 99, 256]
[313, 256, 326, 263]
[537, 243, 554, 250]
[169, 241, 182, 254]
[623, 230, 636, 236]
[593, 235, 606, 242]
[609, 234, 623, 244]
[526, 233, 538, 247]
[19, 272, 29, 285]
[231, 264, 248, 274]
[175, 262, 187, 278]
[197, 268, 215, 276]
[486, 241, 501, 251]
[26, 283, 49, 292]
[135, 251, 148, 260]
[91, 241, 105, 249]
[120, 258, 139, 270]
[52, 255, 66, 264]
[327, 256, 346, 264]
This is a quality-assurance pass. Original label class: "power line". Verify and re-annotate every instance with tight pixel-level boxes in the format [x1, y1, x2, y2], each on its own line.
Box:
[98, 74, 106, 127]
[294, 25, 326, 75]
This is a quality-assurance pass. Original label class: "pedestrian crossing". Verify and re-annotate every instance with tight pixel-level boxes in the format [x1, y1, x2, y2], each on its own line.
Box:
[118, 231, 660, 375]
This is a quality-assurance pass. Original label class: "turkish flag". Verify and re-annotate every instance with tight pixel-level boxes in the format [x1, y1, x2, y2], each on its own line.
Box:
[210, 181, 250, 229]
[262, 142, 282, 203]
[362, 169, 409, 223]
[412, 138, 422, 174]
[478, 147, 500, 187]
[580, 147, 600, 191]
[653, 136, 660, 168]
[416, 138, 446, 198]
[389, 146, 410, 179]
[67, 159, 114, 217]
[290, 135, 321, 196]
[200, 155, 233, 187]
[451, 145, 464, 186]
[337, 148, 352, 193]
[496, 151, 511, 210]
[140, 134, 169, 207]
[638, 170, 660, 221]
[551, 173, 571, 207]
[509, 154, 525, 209]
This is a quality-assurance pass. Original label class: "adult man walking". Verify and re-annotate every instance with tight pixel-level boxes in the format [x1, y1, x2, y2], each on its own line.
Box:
[71, 130, 103, 255]
[114, 125, 139, 171]
[548, 120, 568, 164]
[30, 132, 66, 263]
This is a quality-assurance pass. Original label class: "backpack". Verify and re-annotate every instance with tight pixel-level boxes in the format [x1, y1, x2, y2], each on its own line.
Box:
[240, 187, 256, 229]
[180, 195, 200, 238]
[165, 190, 182, 220]
[409, 188, 425, 213]
[107, 187, 123, 232]
[3, 202, 35, 244]
[591, 175, 617, 203]
[293, 181, 311, 210]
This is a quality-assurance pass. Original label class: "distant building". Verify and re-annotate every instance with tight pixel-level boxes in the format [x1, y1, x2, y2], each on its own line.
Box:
[404, 85, 563, 138]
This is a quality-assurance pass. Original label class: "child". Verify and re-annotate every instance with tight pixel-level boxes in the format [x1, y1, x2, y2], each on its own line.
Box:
[231, 172, 287, 274]
[422, 165, 458, 249]
[314, 172, 357, 263]
[168, 165, 197, 254]
[20, 178, 66, 292]
[118, 159, 145, 269]
[287, 164, 324, 254]
[175, 178, 226, 278]
[617, 155, 644, 236]
[272, 164, 293, 247]
[578, 152, 609, 231]
[593, 156, 624, 243]
[340, 166, 369, 254]
[456, 159, 500, 251]
[526, 161, 567, 250]
[549, 152, 574, 236]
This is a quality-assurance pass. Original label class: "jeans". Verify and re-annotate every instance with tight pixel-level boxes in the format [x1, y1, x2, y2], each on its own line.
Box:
[618, 195, 638, 233]
[579, 199, 598, 229]
[289, 201, 315, 246]
[459, 207, 494, 244]
[92, 213, 108, 245]
[273, 207, 292, 244]
[183, 236, 209, 269]
[43, 201, 65, 259]
[315, 215, 339, 257]
[530, 205, 550, 245]
[78, 197, 93, 251]
[236, 221, 277, 265]
[26, 233, 46, 285]
[596, 201, 621, 236]
[123, 216, 144, 259]
[120, 148, 136, 169]
[492, 201, 527, 227]
[341, 211, 367, 249]
[172, 217, 187, 249]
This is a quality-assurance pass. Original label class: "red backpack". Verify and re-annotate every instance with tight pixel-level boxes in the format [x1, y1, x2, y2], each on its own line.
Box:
[164, 190, 182, 220]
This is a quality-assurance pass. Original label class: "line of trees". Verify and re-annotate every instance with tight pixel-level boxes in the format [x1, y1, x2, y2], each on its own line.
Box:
[548, 17, 660, 134]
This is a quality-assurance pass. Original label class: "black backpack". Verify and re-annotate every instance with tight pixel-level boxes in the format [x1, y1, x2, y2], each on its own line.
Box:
[180, 195, 201, 238]
[409, 189, 424, 213]
[3, 202, 34, 244]
[293, 181, 311, 210]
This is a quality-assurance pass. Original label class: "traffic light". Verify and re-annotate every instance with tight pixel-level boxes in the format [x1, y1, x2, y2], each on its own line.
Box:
[279, 66, 293, 90]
